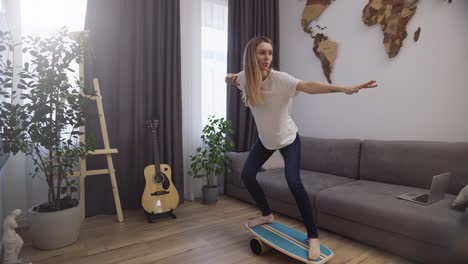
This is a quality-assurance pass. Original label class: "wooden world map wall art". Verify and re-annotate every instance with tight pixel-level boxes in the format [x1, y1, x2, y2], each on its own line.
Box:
[301, 0, 337, 84]
[362, 0, 418, 58]
[299, 0, 452, 82]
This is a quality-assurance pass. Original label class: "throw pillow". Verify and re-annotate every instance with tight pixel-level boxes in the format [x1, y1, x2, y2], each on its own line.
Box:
[262, 150, 284, 170]
[452, 184, 468, 210]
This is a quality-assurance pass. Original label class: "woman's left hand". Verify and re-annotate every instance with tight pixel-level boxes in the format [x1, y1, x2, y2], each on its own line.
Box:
[345, 80, 378, 95]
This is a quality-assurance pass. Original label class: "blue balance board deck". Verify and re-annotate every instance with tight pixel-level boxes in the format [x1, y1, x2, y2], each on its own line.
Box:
[246, 221, 334, 264]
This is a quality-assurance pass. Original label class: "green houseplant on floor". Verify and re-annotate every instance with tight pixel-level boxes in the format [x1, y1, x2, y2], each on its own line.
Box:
[0, 28, 94, 249]
[189, 116, 234, 204]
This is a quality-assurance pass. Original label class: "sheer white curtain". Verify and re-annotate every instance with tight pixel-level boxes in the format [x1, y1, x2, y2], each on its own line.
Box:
[181, 0, 202, 200]
[201, 0, 228, 126]
[181, 0, 228, 200]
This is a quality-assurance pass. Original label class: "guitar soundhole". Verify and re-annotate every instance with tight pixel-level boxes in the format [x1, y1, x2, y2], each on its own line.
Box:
[153, 172, 165, 184]
[153, 172, 170, 190]
[164, 168, 168, 171]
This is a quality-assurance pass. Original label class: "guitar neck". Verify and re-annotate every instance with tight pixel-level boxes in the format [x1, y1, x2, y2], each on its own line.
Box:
[152, 130, 161, 173]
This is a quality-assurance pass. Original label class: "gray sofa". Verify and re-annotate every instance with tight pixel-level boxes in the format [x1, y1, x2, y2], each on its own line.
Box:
[226, 137, 468, 264]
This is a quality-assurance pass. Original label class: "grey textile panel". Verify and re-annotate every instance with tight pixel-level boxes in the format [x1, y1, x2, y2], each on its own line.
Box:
[226, 0, 278, 152]
[225, 183, 255, 205]
[225, 182, 303, 220]
[268, 198, 303, 221]
[226, 152, 249, 187]
[84, 0, 184, 213]
[360, 140, 468, 195]
[316, 180, 466, 250]
[464, 207, 468, 224]
[257, 169, 355, 204]
[300, 137, 361, 179]
[452, 184, 468, 210]
[318, 213, 467, 264]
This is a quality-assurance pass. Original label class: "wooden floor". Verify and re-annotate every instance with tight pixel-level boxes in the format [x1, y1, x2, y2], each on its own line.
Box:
[20, 196, 414, 264]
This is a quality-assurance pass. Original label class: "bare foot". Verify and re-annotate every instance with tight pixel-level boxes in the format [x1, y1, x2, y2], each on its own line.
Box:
[308, 238, 321, 260]
[247, 213, 275, 227]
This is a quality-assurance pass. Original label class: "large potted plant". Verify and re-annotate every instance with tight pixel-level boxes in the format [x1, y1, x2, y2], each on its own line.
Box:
[0, 28, 94, 249]
[0, 29, 13, 164]
[189, 116, 234, 204]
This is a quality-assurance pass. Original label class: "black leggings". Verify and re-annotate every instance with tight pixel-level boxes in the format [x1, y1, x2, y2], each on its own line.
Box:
[241, 134, 318, 238]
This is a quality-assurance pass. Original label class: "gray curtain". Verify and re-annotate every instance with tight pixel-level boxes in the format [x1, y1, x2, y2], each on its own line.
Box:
[226, 0, 279, 152]
[83, 0, 183, 217]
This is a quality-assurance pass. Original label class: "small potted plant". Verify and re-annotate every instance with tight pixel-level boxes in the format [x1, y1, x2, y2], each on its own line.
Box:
[0, 28, 94, 249]
[189, 116, 234, 204]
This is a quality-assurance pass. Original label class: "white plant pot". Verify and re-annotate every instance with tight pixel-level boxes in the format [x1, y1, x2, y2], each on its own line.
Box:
[28, 202, 81, 250]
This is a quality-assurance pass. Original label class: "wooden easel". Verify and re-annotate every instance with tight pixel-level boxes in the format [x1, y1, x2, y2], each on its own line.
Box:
[73, 76, 124, 223]
[67, 30, 123, 222]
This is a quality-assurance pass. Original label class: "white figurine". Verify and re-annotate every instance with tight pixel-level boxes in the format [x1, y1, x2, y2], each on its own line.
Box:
[2, 209, 25, 264]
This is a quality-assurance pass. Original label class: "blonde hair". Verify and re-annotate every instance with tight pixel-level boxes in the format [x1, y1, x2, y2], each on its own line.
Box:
[243, 37, 273, 106]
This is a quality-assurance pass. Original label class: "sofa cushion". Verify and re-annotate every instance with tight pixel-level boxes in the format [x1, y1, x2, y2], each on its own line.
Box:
[257, 169, 355, 204]
[226, 152, 249, 187]
[300, 137, 362, 180]
[452, 184, 468, 210]
[464, 207, 468, 224]
[316, 180, 465, 249]
[262, 150, 284, 170]
[360, 140, 468, 195]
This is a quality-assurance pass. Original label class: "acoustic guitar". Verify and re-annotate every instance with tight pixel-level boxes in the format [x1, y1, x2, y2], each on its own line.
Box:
[142, 120, 179, 218]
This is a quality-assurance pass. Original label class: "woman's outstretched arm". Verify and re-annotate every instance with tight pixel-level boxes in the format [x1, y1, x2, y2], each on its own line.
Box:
[225, 73, 240, 86]
[297, 80, 377, 95]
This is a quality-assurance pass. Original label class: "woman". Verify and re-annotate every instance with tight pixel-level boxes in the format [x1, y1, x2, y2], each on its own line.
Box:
[225, 36, 377, 260]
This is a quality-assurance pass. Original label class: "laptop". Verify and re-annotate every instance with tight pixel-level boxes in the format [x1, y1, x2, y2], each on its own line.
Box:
[397, 172, 451, 205]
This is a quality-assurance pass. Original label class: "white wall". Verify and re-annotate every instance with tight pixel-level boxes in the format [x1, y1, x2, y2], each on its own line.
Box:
[280, 0, 468, 142]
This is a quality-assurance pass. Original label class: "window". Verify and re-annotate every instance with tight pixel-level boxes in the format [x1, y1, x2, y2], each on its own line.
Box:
[20, 0, 87, 95]
[21, 0, 87, 36]
[201, 0, 228, 127]
[20, 0, 87, 136]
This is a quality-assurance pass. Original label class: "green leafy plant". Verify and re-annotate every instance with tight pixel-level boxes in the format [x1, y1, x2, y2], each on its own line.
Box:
[0, 28, 94, 212]
[189, 116, 234, 187]
[0, 30, 14, 163]
[0, 30, 14, 92]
